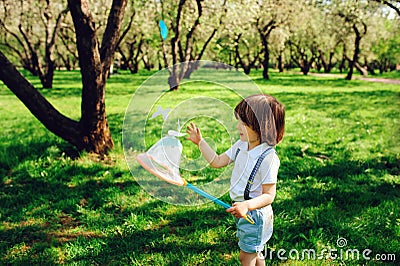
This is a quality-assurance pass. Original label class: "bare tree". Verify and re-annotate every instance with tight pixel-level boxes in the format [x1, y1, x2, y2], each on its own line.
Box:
[345, 21, 368, 79]
[115, 1, 142, 73]
[254, 0, 299, 79]
[158, 0, 227, 90]
[0, 0, 69, 88]
[334, 1, 370, 80]
[257, 18, 277, 79]
[234, 33, 261, 74]
[0, 0, 128, 156]
[286, 2, 329, 75]
[288, 40, 318, 75]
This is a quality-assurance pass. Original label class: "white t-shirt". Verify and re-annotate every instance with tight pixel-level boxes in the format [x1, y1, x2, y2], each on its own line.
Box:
[225, 140, 280, 202]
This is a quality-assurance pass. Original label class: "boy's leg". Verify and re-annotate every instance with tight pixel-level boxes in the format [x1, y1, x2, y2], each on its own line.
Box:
[239, 250, 265, 266]
[256, 251, 266, 266]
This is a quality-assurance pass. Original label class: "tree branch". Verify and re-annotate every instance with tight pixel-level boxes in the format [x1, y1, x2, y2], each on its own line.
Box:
[116, 9, 135, 49]
[49, 7, 70, 54]
[0, 51, 79, 145]
[100, 0, 128, 76]
[171, 0, 186, 65]
[372, 0, 400, 17]
[195, 0, 227, 61]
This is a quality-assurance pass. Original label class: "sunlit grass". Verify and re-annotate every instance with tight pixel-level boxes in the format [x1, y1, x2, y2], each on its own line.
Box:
[0, 69, 399, 265]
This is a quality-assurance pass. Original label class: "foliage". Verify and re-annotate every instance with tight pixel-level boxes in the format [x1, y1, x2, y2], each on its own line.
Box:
[1, 0, 399, 77]
[370, 18, 400, 73]
[0, 70, 399, 265]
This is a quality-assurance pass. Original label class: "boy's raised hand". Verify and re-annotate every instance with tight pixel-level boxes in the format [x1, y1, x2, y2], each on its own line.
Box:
[186, 122, 202, 145]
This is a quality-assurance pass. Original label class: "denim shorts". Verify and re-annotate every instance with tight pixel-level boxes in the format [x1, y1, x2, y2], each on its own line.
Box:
[234, 205, 273, 253]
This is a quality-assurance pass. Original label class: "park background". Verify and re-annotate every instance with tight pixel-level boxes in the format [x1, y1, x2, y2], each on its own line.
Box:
[0, 0, 399, 265]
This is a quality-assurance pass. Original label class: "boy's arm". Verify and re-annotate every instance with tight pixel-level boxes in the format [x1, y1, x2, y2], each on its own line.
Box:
[186, 122, 231, 168]
[246, 183, 276, 210]
[198, 139, 231, 168]
[226, 184, 276, 218]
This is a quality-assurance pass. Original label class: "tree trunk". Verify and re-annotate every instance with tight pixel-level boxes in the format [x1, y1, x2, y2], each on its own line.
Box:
[168, 64, 181, 91]
[142, 54, 153, 71]
[260, 36, 270, 80]
[10, 5, 69, 88]
[257, 20, 275, 80]
[68, 0, 127, 155]
[130, 62, 139, 74]
[0, 0, 128, 157]
[301, 63, 310, 75]
[355, 61, 368, 76]
[346, 22, 366, 80]
[339, 55, 346, 73]
[234, 34, 261, 75]
[319, 50, 328, 73]
[367, 61, 377, 75]
[42, 6, 70, 88]
[183, 61, 200, 79]
[278, 51, 284, 73]
[41, 62, 55, 89]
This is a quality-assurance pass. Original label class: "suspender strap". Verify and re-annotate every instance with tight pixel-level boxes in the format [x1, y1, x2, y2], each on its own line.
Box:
[244, 147, 273, 200]
[234, 148, 241, 161]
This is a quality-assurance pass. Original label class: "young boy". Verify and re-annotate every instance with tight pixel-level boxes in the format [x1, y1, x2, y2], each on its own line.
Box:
[186, 94, 285, 266]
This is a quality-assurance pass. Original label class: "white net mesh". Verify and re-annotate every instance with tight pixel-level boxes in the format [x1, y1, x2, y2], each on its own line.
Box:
[136, 135, 184, 186]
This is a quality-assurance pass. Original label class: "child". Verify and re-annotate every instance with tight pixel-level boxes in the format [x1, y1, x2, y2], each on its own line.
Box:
[186, 94, 285, 266]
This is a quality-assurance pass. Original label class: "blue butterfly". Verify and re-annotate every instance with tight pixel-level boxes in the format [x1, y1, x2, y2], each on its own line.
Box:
[159, 20, 168, 40]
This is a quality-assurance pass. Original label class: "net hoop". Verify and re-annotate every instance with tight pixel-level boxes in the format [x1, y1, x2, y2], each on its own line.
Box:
[136, 153, 185, 186]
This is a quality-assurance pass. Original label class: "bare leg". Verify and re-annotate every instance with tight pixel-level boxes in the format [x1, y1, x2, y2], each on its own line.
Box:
[239, 250, 258, 266]
[256, 251, 266, 266]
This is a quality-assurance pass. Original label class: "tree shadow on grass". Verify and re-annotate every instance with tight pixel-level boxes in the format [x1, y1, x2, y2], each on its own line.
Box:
[0, 177, 238, 265]
[0, 134, 238, 265]
[0, 164, 143, 263]
[271, 154, 400, 258]
[58, 204, 238, 265]
[2, 143, 398, 264]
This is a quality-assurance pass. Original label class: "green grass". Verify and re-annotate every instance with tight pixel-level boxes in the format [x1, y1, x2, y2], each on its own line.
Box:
[0, 69, 399, 265]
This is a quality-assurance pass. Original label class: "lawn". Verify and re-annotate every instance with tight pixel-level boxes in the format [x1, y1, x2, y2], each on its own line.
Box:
[0, 68, 399, 265]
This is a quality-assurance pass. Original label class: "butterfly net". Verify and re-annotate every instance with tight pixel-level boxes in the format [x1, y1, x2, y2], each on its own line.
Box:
[136, 135, 185, 186]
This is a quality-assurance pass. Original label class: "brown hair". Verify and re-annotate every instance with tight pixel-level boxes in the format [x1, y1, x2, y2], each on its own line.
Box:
[234, 94, 285, 146]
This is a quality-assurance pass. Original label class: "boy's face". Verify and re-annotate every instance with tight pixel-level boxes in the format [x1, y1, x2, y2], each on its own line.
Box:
[237, 119, 259, 144]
